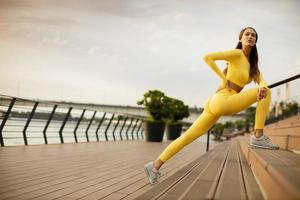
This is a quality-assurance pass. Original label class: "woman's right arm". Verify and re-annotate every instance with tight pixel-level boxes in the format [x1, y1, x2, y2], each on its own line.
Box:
[202, 49, 240, 86]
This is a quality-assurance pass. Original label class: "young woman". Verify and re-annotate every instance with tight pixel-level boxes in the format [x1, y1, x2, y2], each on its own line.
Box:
[144, 27, 279, 185]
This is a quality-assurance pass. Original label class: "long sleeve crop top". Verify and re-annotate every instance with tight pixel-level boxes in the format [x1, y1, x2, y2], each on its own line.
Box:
[203, 49, 268, 89]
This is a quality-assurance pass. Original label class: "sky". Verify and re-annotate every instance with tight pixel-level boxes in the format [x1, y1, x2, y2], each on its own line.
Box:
[0, 0, 299, 108]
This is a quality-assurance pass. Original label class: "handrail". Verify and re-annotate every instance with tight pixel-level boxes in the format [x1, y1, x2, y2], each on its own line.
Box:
[0, 95, 147, 147]
[1, 74, 299, 148]
[268, 74, 300, 89]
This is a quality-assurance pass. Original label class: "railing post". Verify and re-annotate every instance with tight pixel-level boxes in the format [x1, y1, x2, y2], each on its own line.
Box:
[95, 112, 106, 141]
[131, 119, 139, 140]
[119, 116, 128, 141]
[0, 97, 16, 147]
[112, 116, 122, 141]
[206, 129, 211, 152]
[23, 102, 39, 145]
[59, 107, 72, 144]
[73, 109, 86, 143]
[139, 120, 145, 139]
[85, 111, 96, 142]
[43, 105, 57, 144]
[136, 120, 143, 140]
[125, 118, 134, 140]
[104, 114, 115, 141]
[141, 129, 144, 140]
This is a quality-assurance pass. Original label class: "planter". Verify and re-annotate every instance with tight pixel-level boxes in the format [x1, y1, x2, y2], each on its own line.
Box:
[144, 121, 166, 142]
[166, 123, 182, 140]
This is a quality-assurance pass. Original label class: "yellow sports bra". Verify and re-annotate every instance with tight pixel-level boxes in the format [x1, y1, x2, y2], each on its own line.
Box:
[203, 49, 268, 88]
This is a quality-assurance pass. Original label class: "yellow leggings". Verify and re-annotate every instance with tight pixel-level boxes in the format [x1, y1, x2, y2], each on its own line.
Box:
[159, 87, 271, 162]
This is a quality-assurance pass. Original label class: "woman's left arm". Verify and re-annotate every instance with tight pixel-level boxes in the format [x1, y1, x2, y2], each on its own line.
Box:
[257, 73, 268, 88]
[257, 73, 269, 101]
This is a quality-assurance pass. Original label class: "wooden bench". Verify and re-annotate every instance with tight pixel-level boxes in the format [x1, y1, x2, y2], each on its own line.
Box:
[136, 139, 263, 200]
[238, 137, 300, 199]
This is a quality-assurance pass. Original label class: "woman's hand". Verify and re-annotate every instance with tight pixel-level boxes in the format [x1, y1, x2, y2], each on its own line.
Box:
[257, 87, 267, 101]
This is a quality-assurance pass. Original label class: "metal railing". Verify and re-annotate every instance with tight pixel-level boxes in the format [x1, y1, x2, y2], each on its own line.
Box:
[1, 74, 299, 148]
[0, 95, 146, 147]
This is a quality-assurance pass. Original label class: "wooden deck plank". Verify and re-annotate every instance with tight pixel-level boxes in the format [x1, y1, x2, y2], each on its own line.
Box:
[0, 139, 210, 200]
[136, 139, 264, 200]
[4, 158, 152, 200]
[134, 142, 230, 200]
[214, 140, 246, 200]
[133, 150, 213, 200]
[181, 142, 230, 200]
[0, 144, 137, 181]
[0, 153, 150, 193]
[237, 144, 264, 200]
[150, 145, 225, 200]
[100, 153, 200, 200]
[0, 150, 151, 193]
[238, 136, 300, 199]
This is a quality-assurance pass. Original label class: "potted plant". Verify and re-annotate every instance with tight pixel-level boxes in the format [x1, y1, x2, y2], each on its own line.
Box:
[165, 97, 190, 140]
[137, 90, 169, 142]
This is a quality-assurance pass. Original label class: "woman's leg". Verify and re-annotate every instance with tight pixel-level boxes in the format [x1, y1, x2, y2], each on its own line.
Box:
[215, 87, 278, 149]
[153, 87, 271, 171]
[154, 109, 219, 170]
[225, 87, 271, 135]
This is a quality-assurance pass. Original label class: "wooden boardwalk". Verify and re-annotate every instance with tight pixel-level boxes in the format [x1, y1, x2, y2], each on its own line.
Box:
[135, 139, 263, 200]
[0, 140, 212, 200]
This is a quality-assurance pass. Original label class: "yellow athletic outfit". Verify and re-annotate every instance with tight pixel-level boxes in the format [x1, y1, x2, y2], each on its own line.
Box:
[159, 49, 271, 162]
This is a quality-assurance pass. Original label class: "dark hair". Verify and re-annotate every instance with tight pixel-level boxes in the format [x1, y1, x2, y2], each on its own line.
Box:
[223, 27, 260, 83]
[236, 27, 260, 83]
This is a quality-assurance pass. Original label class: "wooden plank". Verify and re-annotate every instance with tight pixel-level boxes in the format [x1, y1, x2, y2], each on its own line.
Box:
[0, 144, 152, 191]
[214, 140, 247, 200]
[121, 143, 219, 200]
[134, 142, 228, 200]
[134, 154, 210, 200]
[258, 150, 300, 197]
[0, 147, 153, 189]
[238, 137, 300, 199]
[237, 141, 264, 200]
[134, 138, 263, 200]
[0, 140, 209, 199]
[161, 143, 230, 200]
[41, 153, 197, 200]
[100, 152, 201, 200]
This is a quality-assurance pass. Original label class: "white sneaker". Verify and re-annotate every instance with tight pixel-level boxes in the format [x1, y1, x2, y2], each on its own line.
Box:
[144, 161, 161, 185]
[250, 135, 279, 150]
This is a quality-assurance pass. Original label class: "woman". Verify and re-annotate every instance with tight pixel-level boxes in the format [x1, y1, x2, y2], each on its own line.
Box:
[144, 27, 279, 185]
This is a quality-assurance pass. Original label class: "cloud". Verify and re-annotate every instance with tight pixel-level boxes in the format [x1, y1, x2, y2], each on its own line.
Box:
[0, 0, 299, 106]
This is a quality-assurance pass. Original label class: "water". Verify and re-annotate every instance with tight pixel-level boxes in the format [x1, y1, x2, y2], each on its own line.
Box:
[1, 118, 211, 146]
[1, 117, 142, 146]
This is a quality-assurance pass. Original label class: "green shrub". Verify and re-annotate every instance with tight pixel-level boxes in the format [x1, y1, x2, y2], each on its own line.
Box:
[137, 90, 170, 122]
[137, 90, 190, 123]
[165, 97, 190, 124]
